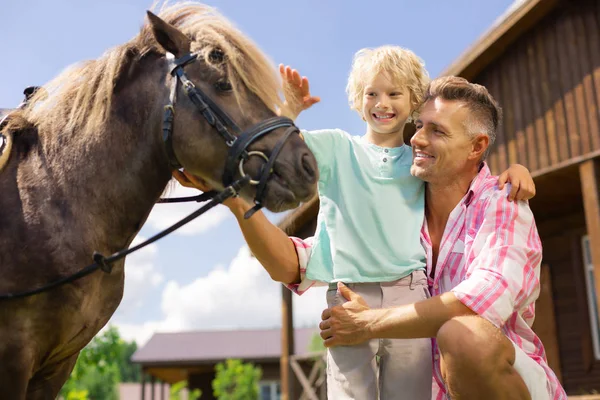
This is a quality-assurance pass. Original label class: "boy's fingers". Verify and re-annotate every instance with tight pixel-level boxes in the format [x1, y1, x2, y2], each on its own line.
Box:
[307, 97, 321, 106]
[508, 182, 519, 201]
[302, 77, 310, 93]
[292, 69, 302, 86]
[279, 64, 287, 79]
[497, 171, 507, 189]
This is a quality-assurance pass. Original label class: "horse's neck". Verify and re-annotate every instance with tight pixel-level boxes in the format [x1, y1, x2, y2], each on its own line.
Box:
[37, 77, 172, 254]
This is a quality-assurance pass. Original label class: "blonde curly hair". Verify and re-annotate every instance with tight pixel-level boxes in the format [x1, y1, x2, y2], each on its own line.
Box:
[346, 46, 430, 120]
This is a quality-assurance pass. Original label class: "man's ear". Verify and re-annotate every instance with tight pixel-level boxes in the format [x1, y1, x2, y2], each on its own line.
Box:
[146, 11, 191, 58]
[469, 134, 489, 162]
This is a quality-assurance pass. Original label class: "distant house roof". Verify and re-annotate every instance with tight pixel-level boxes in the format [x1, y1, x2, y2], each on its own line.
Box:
[132, 327, 319, 366]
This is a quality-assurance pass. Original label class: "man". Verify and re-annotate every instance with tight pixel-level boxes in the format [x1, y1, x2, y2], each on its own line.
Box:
[317, 76, 567, 399]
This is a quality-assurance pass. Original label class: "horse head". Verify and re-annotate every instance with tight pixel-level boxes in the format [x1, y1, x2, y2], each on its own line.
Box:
[144, 8, 318, 212]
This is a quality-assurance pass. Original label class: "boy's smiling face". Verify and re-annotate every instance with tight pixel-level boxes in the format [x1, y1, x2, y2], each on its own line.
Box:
[362, 72, 412, 138]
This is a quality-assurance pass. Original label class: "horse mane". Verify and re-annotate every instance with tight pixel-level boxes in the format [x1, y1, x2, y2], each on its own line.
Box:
[17, 2, 283, 136]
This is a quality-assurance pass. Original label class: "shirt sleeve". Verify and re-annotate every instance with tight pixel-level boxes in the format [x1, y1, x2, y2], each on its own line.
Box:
[284, 236, 322, 295]
[451, 190, 543, 328]
[301, 129, 343, 180]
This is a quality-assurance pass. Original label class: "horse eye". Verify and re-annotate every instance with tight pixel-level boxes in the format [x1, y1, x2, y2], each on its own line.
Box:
[215, 80, 232, 92]
[209, 49, 225, 63]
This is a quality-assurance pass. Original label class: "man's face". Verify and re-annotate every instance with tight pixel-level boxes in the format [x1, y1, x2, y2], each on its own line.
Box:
[410, 98, 481, 184]
[361, 72, 412, 137]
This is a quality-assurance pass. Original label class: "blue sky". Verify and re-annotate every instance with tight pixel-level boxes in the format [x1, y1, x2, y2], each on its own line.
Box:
[0, 0, 520, 344]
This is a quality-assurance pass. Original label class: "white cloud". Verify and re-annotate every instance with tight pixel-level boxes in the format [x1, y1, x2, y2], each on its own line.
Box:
[116, 236, 164, 318]
[144, 184, 232, 236]
[113, 245, 327, 346]
[112, 320, 167, 347]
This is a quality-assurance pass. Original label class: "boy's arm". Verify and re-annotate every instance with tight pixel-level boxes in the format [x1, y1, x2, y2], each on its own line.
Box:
[497, 163, 536, 201]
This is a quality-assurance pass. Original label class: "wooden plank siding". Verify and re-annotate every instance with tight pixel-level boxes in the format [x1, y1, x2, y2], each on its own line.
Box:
[465, 0, 600, 176]
[540, 223, 600, 394]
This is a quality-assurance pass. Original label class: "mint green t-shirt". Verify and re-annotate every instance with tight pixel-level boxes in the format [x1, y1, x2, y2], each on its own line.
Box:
[302, 128, 426, 283]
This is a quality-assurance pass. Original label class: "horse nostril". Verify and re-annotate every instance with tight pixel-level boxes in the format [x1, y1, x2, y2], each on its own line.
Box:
[300, 152, 317, 183]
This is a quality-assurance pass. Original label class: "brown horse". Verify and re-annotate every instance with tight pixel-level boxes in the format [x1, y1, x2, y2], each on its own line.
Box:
[0, 3, 317, 398]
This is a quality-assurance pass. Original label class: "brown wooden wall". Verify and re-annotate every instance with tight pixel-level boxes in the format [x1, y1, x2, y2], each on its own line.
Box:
[538, 212, 600, 394]
[472, 0, 600, 176]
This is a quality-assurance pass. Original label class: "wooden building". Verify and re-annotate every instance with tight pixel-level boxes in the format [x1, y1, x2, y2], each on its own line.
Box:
[277, 0, 600, 397]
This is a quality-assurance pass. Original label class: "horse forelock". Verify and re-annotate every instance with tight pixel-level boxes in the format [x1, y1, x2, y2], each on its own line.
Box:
[22, 2, 282, 137]
[150, 2, 283, 113]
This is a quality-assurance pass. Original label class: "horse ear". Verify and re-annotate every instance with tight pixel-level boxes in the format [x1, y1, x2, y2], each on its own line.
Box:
[146, 11, 191, 57]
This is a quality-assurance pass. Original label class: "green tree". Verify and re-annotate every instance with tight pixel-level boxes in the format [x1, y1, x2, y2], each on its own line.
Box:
[307, 333, 325, 353]
[60, 326, 141, 400]
[169, 380, 202, 400]
[212, 359, 262, 400]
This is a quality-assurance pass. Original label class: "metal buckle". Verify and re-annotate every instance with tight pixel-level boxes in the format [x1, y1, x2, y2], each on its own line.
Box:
[238, 151, 269, 186]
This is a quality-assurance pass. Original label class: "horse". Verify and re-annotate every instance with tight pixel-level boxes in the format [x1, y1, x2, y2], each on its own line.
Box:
[0, 3, 318, 398]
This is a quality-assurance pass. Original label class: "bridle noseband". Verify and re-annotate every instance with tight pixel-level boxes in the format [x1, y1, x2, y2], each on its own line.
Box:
[161, 51, 299, 219]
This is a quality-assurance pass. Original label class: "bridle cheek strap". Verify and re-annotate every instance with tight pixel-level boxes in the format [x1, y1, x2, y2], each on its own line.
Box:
[159, 51, 300, 216]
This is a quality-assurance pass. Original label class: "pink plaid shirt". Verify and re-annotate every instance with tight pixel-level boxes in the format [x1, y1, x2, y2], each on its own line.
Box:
[287, 164, 566, 399]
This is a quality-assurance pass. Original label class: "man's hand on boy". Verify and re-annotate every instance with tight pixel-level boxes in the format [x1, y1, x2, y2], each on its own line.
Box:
[278, 64, 320, 120]
[319, 283, 374, 347]
[498, 164, 536, 202]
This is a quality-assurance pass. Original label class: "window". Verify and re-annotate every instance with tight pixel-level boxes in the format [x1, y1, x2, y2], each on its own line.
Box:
[582, 235, 600, 360]
[259, 381, 281, 400]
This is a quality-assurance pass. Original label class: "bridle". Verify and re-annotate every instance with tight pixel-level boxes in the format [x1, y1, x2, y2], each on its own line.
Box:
[0, 50, 300, 300]
[159, 50, 300, 219]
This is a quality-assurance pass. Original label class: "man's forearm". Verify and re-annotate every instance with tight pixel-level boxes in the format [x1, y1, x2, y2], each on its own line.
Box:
[228, 200, 301, 284]
[367, 292, 476, 339]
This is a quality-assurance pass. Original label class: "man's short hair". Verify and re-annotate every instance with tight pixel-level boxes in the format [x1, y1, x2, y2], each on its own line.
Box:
[424, 76, 502, 161]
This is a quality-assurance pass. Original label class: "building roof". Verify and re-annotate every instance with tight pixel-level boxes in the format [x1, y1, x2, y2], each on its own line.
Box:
[441, 0, 559, 80]
[132, 327, 319, 366]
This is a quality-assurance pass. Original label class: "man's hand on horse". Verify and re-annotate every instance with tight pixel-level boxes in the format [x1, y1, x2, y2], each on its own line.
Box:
[172, 170, 213, 192]
[172, 170, 251, 210]
[278, 64, 320, 120]
[320, 283, 374, 348]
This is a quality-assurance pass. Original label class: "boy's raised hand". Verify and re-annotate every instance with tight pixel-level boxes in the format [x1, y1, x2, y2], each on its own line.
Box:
[278, 64, 321, 120]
